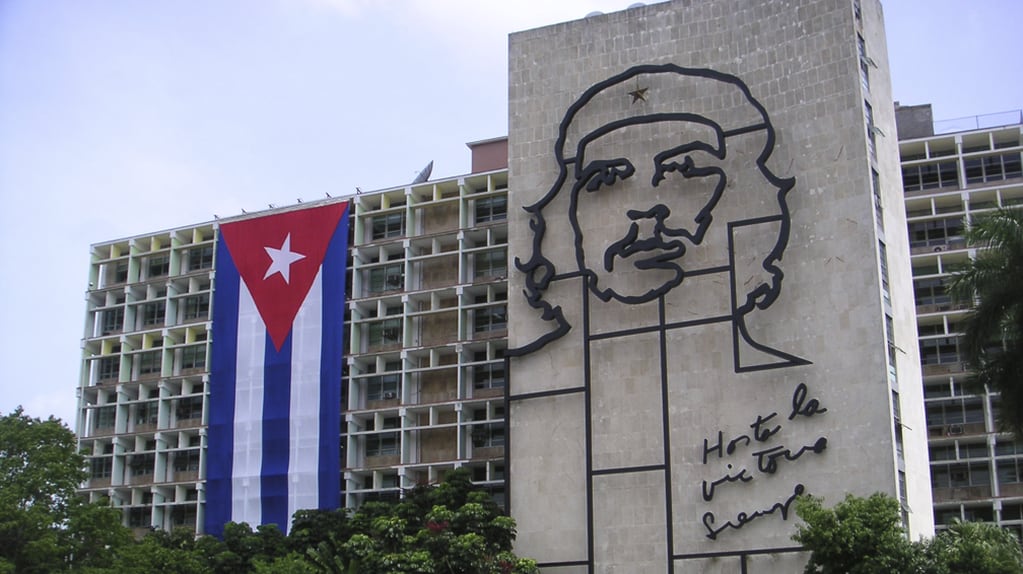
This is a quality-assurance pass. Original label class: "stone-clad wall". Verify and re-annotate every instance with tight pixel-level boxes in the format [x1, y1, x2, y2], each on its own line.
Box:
[507, 1, 932, 572]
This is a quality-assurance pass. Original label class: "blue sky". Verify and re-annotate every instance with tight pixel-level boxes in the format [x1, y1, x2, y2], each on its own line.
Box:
[1, 0, 1020, 425]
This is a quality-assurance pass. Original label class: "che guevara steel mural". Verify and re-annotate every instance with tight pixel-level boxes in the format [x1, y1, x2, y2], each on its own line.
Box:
[508, 64, 829, 570]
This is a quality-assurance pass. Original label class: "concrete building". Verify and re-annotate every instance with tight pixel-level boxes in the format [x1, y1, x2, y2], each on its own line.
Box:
[897, 103, 1023, 536]
[75, 139, 510, 534]
[75, 1, 1023, 567]
[506, 0, 931, 572]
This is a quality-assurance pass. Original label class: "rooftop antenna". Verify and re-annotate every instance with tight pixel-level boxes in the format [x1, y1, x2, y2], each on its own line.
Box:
[411, 160, 433, 184]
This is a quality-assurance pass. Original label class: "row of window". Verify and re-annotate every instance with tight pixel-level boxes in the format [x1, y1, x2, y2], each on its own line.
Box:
[105, 246, 213, 285]
[362, 250, 507, 295]
[367, 196, 508, 241]
[96, 345, 206, 382]
[91, 396, 204, 431]
[98, 294, 210, 335]
[902, 152, 1022, 192]
[932, 460, 1023, 489]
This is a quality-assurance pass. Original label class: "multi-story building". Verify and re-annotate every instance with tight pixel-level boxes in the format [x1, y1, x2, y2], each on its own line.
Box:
[897, 104, 1023, 536]
[75, 138, 510, 533]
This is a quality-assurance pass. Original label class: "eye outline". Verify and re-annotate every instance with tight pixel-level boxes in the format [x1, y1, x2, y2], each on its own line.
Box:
[652, 140, 724, 187]
[578, 158, 636, 192]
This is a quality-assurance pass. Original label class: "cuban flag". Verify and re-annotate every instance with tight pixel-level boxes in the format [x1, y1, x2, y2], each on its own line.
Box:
[205, 202, 348, 537]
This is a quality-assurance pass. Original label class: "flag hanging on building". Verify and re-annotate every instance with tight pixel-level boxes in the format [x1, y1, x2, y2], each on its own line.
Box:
[205, 202, 349, 537]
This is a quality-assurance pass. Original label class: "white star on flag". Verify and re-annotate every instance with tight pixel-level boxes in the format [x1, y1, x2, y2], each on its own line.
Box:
[263, 233, 306, 284]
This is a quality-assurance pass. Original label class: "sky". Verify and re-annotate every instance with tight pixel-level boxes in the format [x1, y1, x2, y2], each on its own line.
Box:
[0, 0, 1021, 427]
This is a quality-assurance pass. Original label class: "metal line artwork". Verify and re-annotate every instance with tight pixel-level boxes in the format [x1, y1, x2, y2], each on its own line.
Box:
[510, 64, 827, 572]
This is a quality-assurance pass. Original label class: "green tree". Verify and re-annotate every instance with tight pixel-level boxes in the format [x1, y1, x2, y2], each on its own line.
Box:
[306, 468, 537, 574]
[0, 407, 133, 573]
[924, 520, 1023, 574]
[792, 492, 924, 574]
[949, 207, 1023, 433]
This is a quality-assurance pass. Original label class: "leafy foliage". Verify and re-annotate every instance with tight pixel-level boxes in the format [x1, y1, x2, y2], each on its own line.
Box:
[793, 493, 923, 574]
[794, 492, 1023, 574]
[0, 407, 133, 574]
[0, 415, 535, 574]
[925, 519, 1023, 574]
[948, 207, 1023, 433]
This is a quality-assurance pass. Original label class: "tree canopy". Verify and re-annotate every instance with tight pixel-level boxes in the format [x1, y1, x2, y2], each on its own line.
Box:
[0, 407, 132, 574]
[949, 207, 1023, 433]
[0, 410, 535, 574]
[793, 492, 1023, 574]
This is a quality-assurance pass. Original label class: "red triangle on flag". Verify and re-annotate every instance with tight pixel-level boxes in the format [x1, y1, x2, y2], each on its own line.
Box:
[219, 202, 348, 350]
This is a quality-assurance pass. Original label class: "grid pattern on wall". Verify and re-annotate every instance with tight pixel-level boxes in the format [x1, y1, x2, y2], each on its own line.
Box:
[900, 120, 1023, 535]
[76, 169, 511, 532]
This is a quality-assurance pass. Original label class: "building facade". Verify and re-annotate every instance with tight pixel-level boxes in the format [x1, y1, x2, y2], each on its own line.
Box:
[75, 139, 510, 534]
[74, 0, 1023, 562]
[897, 104, 1023, 536]
[506, 0, 931, 572]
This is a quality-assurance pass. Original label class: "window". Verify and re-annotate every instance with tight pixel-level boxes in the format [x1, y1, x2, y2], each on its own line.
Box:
[871, 169, 883, 227]
[902, 161, 959, 192]
[129, 453, 156, 476]
[180, 345, 205, 370]
[147, 255, 169, 279]
[173, 450, 201, 472]
[371, 213, 404, 240]
[908, 217, 964, 248]
[98, 357, 119, 382]
[176, 396, 203, 421]
[365, 374, 400, 401]
[961, 442, 988, 459]
[473, 351, 506, 390]
[996, 440, 1023, 457]
[112, 261, 129, 284]
[472, 423, 505, 448]
[95, 406, 115, 430]
[101, 307, 124, 334]
[368, 318, 402, 347]
[964, 152, 1023, 185]
[475, 195, 507, 224]
[931, 462, 990, 489]
[142, 302, 165, 327]
[90, 457, 113, 479]
[930, 445, 955, 461]
[878, 241, 890, 306]
[366, 263, 404, 293]
[926, 397, 983, 426]
[183, 294, 209, 321]
[1000, 460, 1023, 485]
[137, 351, 161, 376]
[128, 507, 152, 528]
[188, 246, 214, 271]
[919, 337, 961, 365]
[366, 433, 399, 456]
[914, 278, 950, 307]
[857, 35, 869, 92]
[864, 101, 876, 162]
[474, 305, 507, 334]
[134, 402, 158, 426]
[474, 249, 507, 279]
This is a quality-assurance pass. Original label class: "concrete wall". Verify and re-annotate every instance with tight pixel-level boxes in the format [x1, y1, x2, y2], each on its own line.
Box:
[507, 1, 932, 571]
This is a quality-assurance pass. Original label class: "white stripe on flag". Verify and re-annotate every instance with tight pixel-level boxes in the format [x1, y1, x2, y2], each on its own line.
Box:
[233, 282, 265, 526]
[289, 271, 323, 526]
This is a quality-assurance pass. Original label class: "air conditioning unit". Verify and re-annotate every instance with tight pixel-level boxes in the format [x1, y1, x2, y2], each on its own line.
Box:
[934, 246, 944, 252]
[947, 424, 964, 436]
[383, 392, 397, 400]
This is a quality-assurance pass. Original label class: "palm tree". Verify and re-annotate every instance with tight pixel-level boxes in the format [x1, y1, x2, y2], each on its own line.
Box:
[949, 207, 1023, 434]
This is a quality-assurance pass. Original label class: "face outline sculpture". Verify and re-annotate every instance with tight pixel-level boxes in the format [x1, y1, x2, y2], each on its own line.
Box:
[512, 63, 799, 359]
[568, 115, 731, 304]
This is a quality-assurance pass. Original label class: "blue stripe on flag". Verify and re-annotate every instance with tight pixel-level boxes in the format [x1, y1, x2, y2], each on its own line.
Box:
[318, 214, 348, 508]
[262, 332, 292, 530]
[205, 236, 240, 539]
